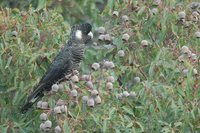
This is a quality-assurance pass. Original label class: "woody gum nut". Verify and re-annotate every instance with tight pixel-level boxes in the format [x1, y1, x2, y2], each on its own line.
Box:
[98, 34, 105, 41]
[92, 63, 100, 70]
[91, 90, 99, 97]
[106, 82, 113, 90]
[82, 96, 89, 103]
[60, 105, 67, 113]
[71, 75, 79, 83]
[94, 96, 102, 104]
[141, 40, 148, 47]
[112, 11, 119, 17]
[54, 106, 62, 114]
[56, 99, 65, 106]
[122, 91, 130, 97]
[41, 102, 48, 109]
[122, 33, 130, 41]
[40, 113, 48, 121]
[97, 27, 106, 34]
[107, 76, 115, 83]
[55, 125, 62, 133]
[51, 84, 59, 92]
[44, 120, 52, 129]
[87, 98, 95, 107]
[118, 50, 125, 57]
[70, 89, 78, 97]
[122, 15, 129, 22]
[86, 81, 94, 89]
[37, 101, 43, 108]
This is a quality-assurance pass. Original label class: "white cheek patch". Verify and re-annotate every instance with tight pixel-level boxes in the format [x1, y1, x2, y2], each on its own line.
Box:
[75, 30, 82, 40]
[88, 31, 93, 39]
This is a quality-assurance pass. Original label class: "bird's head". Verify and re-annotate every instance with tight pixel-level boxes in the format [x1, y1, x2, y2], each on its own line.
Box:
[71, 23, 93, 44]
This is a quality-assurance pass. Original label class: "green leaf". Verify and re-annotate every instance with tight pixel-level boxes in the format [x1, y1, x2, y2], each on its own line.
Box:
[137, 6, 146, 16]
[102, 119, 107, 133]
[122, 106, 135, 117]
[5, 56, 12, 69]
[37, 0, 46, 10]
[108, 107, 116, 119]
[63, 120, 71, 133]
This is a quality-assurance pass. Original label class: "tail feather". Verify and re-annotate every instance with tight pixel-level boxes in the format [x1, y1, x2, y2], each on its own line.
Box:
[21, 84, 45, 113]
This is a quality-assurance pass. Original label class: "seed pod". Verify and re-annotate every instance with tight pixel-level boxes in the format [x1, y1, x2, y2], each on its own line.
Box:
[129, 91, 136, 99]
[86, 81, 94, 89]
[118, 50, 125, 57]
[97, 27, 106, 34]
[70, 89, 78, 97]
[107, 76, 115, 83]
[51, 84, 59, 92]
[54, 106, 62, 114]
[37, 100, 43, 108]
[11, 31, 18, 37]
[56, 99, 65, 106]
[178, 55, 186, 62]
[106, 82, 113, 90]
[82, 74, 91, 81]
[60, 105, 67, 113]
[91, 90, 99, 97]
[122, 91, 130, 97]
[55, 125, 62, 133]
[190, 2, 199, 9]
[178, 11, 186, 20]
[122, 33, 130, 41]
[191, 53, 197, 60]
[116, 93, 122, 100]
[180, 45, 190, 55]
[122, 15, 129, 22]
[94, 96, 102, 104]
[103, 61, 110, 68]
[151, 8, 158, 15]
[193, 68, 198, 75]
[108, 61, 115, 68]
[134, 77, 140, 83]
[112, 11, 119, 17]
[58, 84, 65, 91]
[104, 34, 112, 42]
[192, 11, 199, 17]
[44, 120, 52, 129]
[40, 113, 48, 121]
[71, 75, 79, 83]
[98, 34, 105, 41]
[40, 123, 45, 131]
[82, 96, 89, 103]
[41, 101, 48, 109]
[195, 31, 200, 38]
[93, 42, 97, 46]
[182, 69, 189, 77]
[92, 63, 100, 70]
[73, 70, 79, 75]
[87, 98, 95, 107]
[141, 40, 148, 47]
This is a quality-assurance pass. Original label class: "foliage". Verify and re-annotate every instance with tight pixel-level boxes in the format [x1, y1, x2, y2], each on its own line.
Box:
[0, 0, 100, 24]
[0, 0, 200, 133]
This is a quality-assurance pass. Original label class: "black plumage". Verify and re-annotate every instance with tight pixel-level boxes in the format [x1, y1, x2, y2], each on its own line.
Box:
[21, 23, 92, 113]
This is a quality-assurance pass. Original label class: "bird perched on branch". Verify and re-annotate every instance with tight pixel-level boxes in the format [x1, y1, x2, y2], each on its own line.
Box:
[21, 23, 93, 113]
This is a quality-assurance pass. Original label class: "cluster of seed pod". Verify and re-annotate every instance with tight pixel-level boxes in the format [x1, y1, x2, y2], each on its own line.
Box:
[177, 45, 198, 77]
[39, 113, 62, 133]
[178, 45, 197, 63]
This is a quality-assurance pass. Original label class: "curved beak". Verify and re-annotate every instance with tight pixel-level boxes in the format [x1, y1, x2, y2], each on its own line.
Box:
[88, 31, 93, 39]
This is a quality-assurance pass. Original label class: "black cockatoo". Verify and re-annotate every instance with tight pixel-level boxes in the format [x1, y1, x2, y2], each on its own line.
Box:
[21, 23, 93, 113]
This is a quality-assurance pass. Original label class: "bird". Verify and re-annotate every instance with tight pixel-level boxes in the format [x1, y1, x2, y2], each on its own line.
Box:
[21, 23, 93, 113]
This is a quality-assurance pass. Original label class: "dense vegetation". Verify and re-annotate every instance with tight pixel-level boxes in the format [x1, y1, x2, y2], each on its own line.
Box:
[0, 0, 199, 132]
